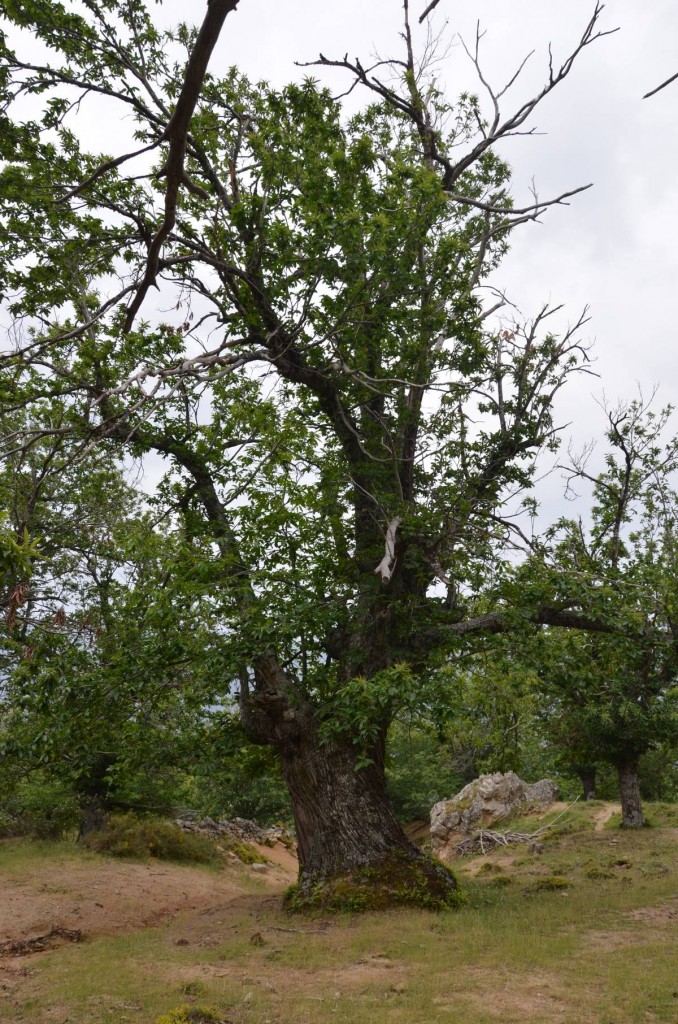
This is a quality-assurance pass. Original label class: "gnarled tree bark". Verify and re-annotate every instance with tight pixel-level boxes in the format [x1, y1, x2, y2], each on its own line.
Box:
[275, 723, 459, 909]
[616, 760, 645, 828]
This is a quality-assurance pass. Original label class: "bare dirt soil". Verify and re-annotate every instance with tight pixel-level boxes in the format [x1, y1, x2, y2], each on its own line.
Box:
[592, 803, 621, 830]
[0, 841, 298, 948]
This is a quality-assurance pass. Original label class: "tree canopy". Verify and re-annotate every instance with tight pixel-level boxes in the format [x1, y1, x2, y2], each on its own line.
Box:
[3, 0, 671, 909]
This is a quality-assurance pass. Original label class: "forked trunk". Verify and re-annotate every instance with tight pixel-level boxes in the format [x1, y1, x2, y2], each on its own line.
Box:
[617, 761, 644, 828]
[278, 732, 459, 912]
[576, 766, 597, 801]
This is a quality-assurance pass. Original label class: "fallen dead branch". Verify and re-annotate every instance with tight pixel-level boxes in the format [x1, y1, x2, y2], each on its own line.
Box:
[268, 924, 330, 935]
[0, 926, 83, 957]
[456, 798, 579, 856]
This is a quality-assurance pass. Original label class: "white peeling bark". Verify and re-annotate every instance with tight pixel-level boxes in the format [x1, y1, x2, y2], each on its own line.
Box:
[374, 516, 401, 583]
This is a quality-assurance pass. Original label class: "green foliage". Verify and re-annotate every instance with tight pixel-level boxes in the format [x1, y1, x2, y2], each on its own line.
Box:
[0, 434, 232, 833]
[385, 720, 464, 821]
[494, 400, 678, 819]
[0, 772, 79, 839]
[638, 746, 678, 801]
[82, 814, 222, 865]
[432, 652, 548, 782]
[0, 0, 591, 737]
[0, 514, 38, 589]
[0, 0, 647, 899]
[184, 714, 293, 825]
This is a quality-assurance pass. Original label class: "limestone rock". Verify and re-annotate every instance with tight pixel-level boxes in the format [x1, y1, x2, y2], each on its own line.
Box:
[175, 814, 293, 848]
[430, 771, 559, 862]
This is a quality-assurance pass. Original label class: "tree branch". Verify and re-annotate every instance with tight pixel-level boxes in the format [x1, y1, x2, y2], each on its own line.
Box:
[644, 69, 678, 99]
[123, 0, 241, 332]
[432, 605, 626, 642]
[420, 0, 445, 24]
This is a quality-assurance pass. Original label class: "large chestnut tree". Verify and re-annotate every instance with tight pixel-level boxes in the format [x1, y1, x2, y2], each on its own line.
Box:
[0, 0, 614, 906]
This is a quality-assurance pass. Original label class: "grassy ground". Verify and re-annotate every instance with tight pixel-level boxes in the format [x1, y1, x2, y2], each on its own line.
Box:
[1, 804, 677, 1024]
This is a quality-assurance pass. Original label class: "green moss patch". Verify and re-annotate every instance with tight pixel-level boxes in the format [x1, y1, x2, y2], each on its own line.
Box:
[284, 851, 463, 913]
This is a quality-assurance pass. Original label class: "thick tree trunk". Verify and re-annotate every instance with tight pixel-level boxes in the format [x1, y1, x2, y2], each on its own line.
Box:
[76, 794, 108, 842]
[278, 732, 459, 911]
[239, 643, 459, 911]
[617, 761, 644, 828]
[576, 766, 597, 801]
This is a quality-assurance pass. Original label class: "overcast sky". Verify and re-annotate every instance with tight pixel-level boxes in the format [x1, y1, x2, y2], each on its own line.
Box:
[6, 0, 678, 523]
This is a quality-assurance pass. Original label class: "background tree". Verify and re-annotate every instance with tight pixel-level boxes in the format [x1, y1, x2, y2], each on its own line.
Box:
[514, 399, 678, 826]
[0, 419, 226, 836]
[0, 0, 616, 906]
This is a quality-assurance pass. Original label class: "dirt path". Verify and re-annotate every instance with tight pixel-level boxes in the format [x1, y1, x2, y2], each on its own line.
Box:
[593, 803, 621, 831]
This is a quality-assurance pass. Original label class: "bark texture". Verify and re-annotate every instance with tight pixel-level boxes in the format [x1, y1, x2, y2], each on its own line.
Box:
[281, 736, 415, 879]
[76, 795, 108, 843]
[617, 761, 645, 827]
[576, 766, 597, 801]
[278, 730, 460, 910]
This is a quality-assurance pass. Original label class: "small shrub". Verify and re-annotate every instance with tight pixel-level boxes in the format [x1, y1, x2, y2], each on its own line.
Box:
[489, 875, 513, 888]
[83, 814, 221, 865]
[178, 981, 208, 998]
[229, 840, 264, 864]
[155, 1006, 230, 1024]
[640, 862, 669, 877]
[477, 861, 502, 875]
[584, 867, 616, 880]
[533, 875, 571, 891]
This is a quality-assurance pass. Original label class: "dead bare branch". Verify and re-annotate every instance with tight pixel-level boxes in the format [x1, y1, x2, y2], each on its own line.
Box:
[643, 69, 678, 99]
[419, 0, 445, 24]
[446, 183, 592, 216]
[302, 3, 615, 220]
[123, 0, 240, 333]
[456, 799, 580, 854]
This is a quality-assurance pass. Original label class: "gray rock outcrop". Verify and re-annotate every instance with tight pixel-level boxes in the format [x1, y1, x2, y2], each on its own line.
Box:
[430, 771, 559, 861]
[176, 815, 293, 848]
